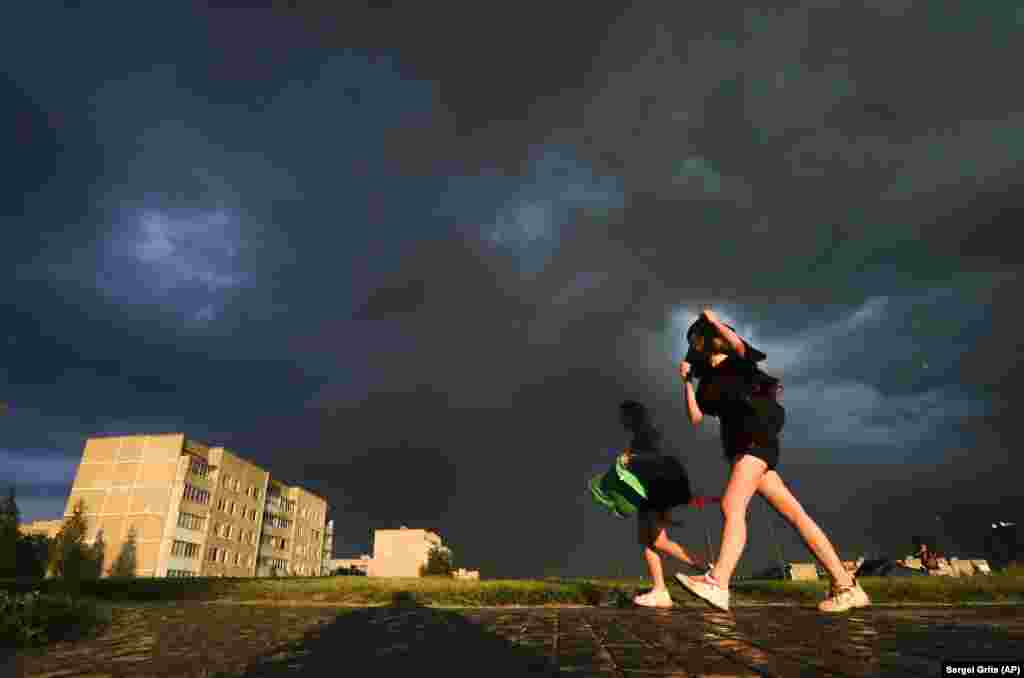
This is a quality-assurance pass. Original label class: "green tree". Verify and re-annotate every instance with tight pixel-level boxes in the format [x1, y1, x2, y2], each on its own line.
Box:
[16, 534, 50, 578]
[108, 527, 137, 578]
[87, 529, 106, 579]
[0, 487, 19, 578]
[47, 499, 91, 593]
[420, 545, 454, 577]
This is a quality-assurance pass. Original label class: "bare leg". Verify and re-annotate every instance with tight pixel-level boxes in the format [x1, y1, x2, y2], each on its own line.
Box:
[711, 455, 768, 587]
[638, 511, 668, 591]
[757, 470, 854, 588]
[652, 512, 707, 569]
[643, 547, 668, 591]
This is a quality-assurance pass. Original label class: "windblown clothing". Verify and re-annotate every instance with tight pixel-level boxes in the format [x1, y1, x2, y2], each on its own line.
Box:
[695, 355, 785, 469]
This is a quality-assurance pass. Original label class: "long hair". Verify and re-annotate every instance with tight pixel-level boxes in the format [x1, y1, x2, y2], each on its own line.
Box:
[684, 316, 767, 380]
[620, 400, 662, 451]
[619, 400, 650, 432]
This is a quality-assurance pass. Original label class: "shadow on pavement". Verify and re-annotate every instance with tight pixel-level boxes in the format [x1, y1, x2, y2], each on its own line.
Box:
[238, 597, 556, 677]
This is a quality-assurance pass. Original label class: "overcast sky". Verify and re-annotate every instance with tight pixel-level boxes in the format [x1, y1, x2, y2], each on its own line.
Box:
[3, 2, 1022, 578]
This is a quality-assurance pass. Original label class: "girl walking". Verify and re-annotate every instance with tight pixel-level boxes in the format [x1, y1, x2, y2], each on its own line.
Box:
[674, 309, 870, 613]
[617, 400, 710, 608]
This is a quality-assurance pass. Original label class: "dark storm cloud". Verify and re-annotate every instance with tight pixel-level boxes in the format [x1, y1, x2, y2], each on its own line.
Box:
[313, 1, 1023, 569]
[354, 279, 428, 319]
[5, 2, 1022, 575]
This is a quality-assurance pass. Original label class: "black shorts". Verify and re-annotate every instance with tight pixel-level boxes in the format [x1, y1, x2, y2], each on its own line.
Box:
[725, 445, 780, 471]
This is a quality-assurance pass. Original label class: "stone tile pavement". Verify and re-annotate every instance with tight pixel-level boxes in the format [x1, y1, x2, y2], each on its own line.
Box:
[7, 602, 1024, 677]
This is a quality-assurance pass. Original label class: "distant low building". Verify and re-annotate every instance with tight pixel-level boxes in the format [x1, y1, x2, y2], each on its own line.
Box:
[329, 555, 372, 574]
[368, 527, 443, 577]
[18, 519, 62, 540]
[928, 558, 957, 577]
[788, 562, 819, 581]
[361, 526, 477, 578]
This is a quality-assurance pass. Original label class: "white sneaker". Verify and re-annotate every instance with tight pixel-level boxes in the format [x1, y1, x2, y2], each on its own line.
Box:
[818, 578, 870, 613]
[633, 588, 673, 608]
[675, 571, 730, 611]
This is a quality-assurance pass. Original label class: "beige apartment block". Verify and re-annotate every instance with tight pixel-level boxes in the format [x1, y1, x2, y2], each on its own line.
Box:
[368, 527, 443, 578]
[200, 445, 270, 578]
[58, 433, 330, 578]
[254, 480, 328, 577]
[321, 520, 335, 576]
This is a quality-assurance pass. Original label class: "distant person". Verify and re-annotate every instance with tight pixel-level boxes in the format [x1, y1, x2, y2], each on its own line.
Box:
[916, 543, 939, 571]
[674, 308, 870, 613]
[618, 400, 709, 608]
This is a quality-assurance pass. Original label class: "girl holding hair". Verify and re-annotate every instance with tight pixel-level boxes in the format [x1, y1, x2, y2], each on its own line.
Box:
[674, 309, 870, 613]
[617, 400, 710, 608]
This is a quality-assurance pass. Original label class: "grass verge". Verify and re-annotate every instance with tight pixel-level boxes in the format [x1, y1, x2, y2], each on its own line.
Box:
[734, 574, 1024, 605]
[1, 573, 1022, 608]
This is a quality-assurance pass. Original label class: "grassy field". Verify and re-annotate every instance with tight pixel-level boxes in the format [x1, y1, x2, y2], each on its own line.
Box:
[3, 572, 1024, 608]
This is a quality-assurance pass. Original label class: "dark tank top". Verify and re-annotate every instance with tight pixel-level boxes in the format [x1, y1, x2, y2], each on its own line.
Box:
[696, 355, 784, 454]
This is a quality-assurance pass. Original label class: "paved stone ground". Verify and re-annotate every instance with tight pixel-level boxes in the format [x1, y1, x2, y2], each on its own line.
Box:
[7, 602, 1024, 677]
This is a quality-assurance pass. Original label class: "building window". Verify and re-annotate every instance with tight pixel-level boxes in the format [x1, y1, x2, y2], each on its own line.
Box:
[183, 483, 210, 505]
[234, 479, 240, 491]
[177, 512, 205, 531]
[188, 457, 209, 478]
[234, 552, 241, 565]
[259, 556, 288, 571]
[221, 549, 229, 563]
[207, 546, 219, 561]
[171, 540, 200, 559]
[280, 539, 287, 551]
[264, 513, 291, 530]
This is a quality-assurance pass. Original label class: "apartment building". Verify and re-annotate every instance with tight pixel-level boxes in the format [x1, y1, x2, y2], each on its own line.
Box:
[57, 433, 330, 578]
[255, 480, 327, 577]
[320, 520, 335, 576]
[367, 527, 443, 577]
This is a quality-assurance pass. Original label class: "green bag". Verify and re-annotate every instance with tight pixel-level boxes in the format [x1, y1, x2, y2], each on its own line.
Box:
[588, 456, 648, 518]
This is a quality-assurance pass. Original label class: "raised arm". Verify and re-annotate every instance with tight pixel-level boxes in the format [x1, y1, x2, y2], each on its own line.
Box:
[702, 308, 746, 358]
[679, 361, 704, 425]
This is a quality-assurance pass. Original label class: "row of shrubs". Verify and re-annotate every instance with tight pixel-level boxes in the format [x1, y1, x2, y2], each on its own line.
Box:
[0, 590, 112, 649]
[2, 491, 122, 649]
